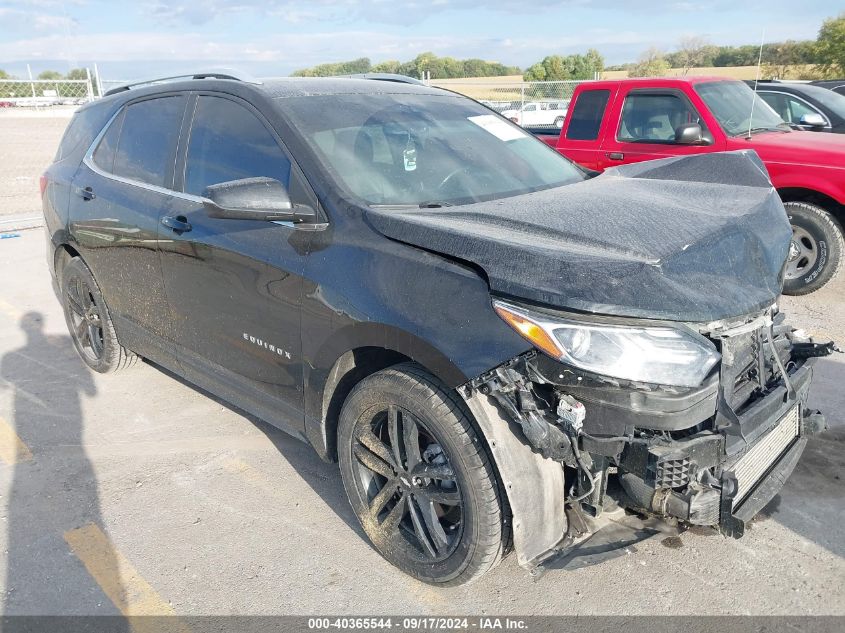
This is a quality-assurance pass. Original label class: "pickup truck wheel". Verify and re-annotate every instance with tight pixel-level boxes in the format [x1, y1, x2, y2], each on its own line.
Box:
[782, 201, 844, 295]
[337, 363, 504, 586]
[61, 258, 138, 373]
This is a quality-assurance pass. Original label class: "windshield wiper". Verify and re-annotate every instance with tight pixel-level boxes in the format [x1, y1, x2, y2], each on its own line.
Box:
[734, 126, 790, 137]
[370, 201, 454, 209]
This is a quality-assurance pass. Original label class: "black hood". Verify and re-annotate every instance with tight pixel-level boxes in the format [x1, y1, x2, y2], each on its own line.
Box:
[366, 151, 791, 323]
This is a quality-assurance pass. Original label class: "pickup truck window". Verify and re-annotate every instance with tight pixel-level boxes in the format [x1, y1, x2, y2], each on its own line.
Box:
[566, 89, 610, 141]
[695, 80, 787, 136]
[618, 92, 707, 143]
[284, 94, 584, 207]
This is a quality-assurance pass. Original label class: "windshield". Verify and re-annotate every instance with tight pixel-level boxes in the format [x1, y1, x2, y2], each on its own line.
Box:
[282, 93, 584, 206]
[800, 85, 845, 119]
[695, 80, 789, 136]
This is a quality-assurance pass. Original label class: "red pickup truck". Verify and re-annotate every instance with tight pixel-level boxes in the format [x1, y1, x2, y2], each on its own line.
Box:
[539, 76, 845, 295]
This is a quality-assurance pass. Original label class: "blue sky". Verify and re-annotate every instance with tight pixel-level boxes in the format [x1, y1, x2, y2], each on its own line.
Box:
[0, 1, 838, 80]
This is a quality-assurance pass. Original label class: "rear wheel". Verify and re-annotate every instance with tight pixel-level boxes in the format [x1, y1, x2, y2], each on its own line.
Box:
[61, 257, 138, 373]
[782, 201, 844, 295]
[337, 363, 504, 585]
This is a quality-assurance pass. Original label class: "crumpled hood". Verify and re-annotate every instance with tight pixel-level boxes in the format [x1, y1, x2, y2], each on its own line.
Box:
[366, 151, 791, 323]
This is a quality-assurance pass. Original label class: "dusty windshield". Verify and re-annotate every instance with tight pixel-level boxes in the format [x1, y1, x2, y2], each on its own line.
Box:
[695, 80, 789, 136]
[282, 93, 585, 206]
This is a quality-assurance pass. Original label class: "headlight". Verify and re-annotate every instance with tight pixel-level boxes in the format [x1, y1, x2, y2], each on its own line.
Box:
[493, 300, 720, 388]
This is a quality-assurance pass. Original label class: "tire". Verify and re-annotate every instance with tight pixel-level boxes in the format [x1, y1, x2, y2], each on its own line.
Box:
[782, 201, 844, 296]
[337, 363, 504, 586]
[60, 257, 138, 373]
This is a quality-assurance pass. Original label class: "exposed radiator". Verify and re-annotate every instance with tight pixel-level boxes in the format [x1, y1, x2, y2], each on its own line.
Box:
[731, 406, 800, 507]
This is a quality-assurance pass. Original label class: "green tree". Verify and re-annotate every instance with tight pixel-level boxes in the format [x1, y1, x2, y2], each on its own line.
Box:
[628, 48, 671, 77]
[0, 69, 10, 79]
[816, 13, 845, 77]
[371, 60, 401, 74]
[37, 70, 63, 80]
[523, 51, 603, 81]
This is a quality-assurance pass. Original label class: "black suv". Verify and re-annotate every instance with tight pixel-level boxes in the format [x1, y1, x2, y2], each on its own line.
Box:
[43, 73, 831, 585]
[750, 81, 845, 133]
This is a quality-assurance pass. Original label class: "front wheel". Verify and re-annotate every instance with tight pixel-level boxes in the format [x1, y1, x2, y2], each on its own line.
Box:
[781, 201, 844, 295]
[337, 364, 505, 585]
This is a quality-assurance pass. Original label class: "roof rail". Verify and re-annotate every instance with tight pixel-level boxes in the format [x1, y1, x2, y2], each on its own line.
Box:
[104, 70, 261, 96]
[338, 73, 425, 86]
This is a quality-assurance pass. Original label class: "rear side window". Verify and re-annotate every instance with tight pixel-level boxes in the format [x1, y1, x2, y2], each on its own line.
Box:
[184, 96, 291, 196]
[111, 96, 185, 188]
[92, 109, 124, 173]
[566, 89, 611, 141]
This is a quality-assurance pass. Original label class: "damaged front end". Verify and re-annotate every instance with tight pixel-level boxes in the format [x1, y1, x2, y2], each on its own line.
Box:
[460, 303, 836, 573]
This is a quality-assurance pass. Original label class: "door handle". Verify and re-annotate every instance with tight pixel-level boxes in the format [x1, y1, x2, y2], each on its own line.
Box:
[161, 215, 192, 233]
[605, 152, 624, 161]
[74, 185, 96, 201]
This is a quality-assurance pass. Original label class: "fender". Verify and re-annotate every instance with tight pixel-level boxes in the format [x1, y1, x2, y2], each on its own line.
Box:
[303, 321, 474, 461]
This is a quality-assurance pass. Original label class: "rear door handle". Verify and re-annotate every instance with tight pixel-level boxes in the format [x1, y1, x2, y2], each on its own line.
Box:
[605, 152, 624, 161]
[74, 185, 96, 201]
[161, 215, 192, 233]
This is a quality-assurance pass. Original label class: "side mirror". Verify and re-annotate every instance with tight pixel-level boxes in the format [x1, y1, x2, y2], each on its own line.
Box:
[675, 122, 706, 145]
[798, 113, 826, 129]
[202, 177, 318, 224]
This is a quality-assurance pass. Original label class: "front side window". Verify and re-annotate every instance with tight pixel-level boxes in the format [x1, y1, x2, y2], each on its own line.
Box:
[111, 96, 185, 187]
[618, 92, 707, 143]
[783, 95, 825, 124]
[282, 93, 584, 207]
[566, 89, 610, 141]
[184, 96, 291, 197]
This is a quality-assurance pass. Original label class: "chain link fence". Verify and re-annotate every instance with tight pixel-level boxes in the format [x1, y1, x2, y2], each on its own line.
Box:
[0, 78, 93, 107]
[430, 79, 588, 129]
[0, 79, 92, 219]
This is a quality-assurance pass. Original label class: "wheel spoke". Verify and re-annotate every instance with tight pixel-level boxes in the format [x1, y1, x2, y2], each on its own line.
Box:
[66, 287, 85, 317]
[386, 405, 404, 469]
[402, 411, 422, 472]
[407, 493, 438, 558]
[380, 491, 407, 531]
[357, 429, 398, 470]
[415, 483, 461, 506]
[411, 494, 449, 556]
[368, 478, 399, 517]
[74, 318, 89, 345]
[89, 324, 104, 357]
[353, 442, 395, 479]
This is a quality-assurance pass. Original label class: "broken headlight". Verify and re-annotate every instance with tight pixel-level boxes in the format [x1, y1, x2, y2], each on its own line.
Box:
[493, 300, 720, 388]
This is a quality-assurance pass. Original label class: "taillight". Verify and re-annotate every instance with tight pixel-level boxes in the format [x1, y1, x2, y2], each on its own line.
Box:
[39, 174, 48, 197]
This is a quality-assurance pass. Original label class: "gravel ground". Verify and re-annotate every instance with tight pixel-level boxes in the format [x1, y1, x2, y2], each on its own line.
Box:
[0, 228, 842, 617]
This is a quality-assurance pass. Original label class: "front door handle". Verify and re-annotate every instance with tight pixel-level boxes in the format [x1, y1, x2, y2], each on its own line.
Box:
[605, 152, 624, 161]
[74, 185, 96, 201]
[161, 215, 192, 233]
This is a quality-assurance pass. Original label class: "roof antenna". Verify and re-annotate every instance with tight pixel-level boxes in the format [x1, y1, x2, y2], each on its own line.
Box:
[746, 28, 766, 140]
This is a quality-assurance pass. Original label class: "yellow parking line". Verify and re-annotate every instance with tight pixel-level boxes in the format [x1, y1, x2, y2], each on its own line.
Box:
[0, 415, 32, 464]
[64, 523, 190, 632]
[0, 298, 22, 320]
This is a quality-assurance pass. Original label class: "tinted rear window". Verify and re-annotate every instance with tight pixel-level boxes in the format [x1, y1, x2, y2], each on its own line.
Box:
[92, 109, 124, 173]
[566, 89, 611, 141]
[112, 96, 185, 188]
